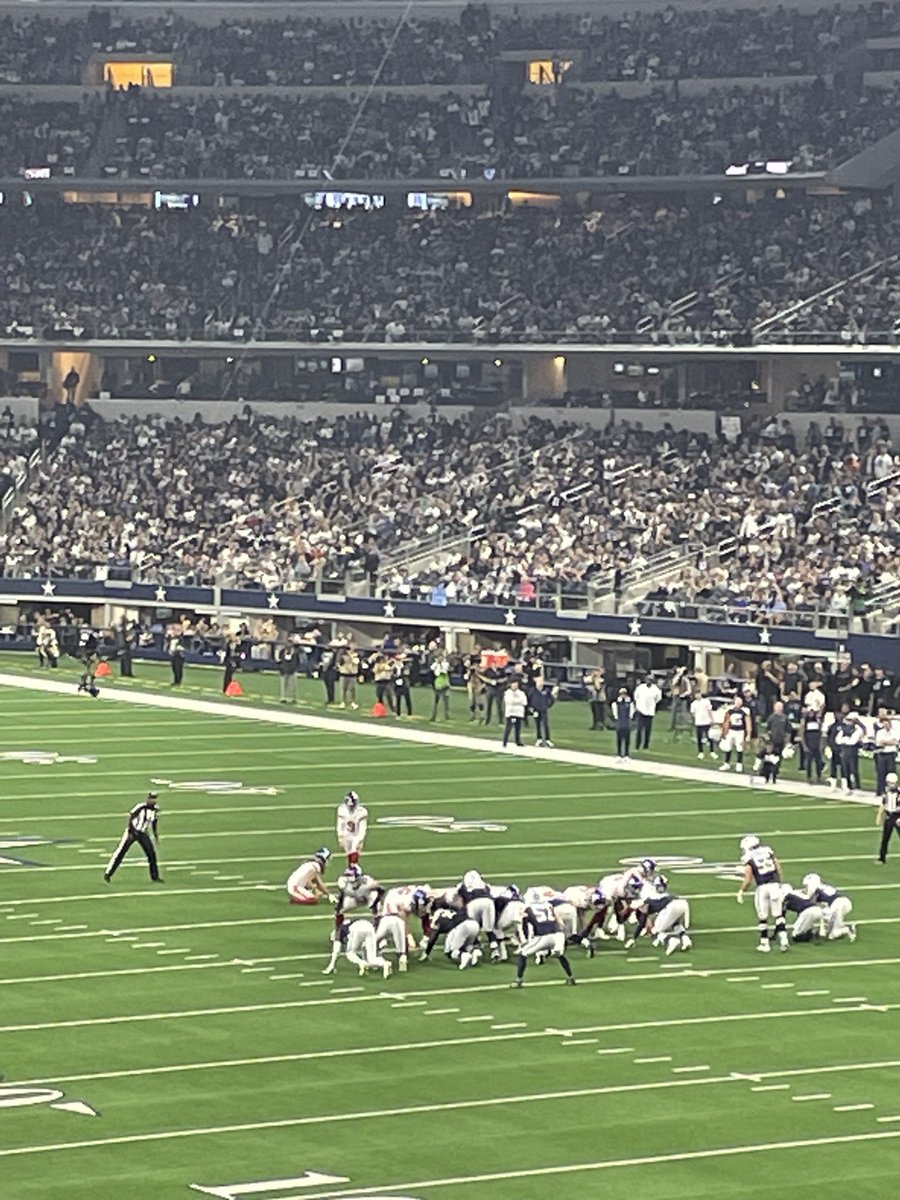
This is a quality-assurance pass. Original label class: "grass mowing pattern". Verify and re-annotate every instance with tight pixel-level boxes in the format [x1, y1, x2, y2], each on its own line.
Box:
[0, 676, 898, 1200]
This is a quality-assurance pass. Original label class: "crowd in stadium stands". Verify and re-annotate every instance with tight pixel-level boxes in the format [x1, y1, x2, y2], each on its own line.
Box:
[0, 3, 891, 87]
[0, 79, 895, 182]
[0, 193, 894, 344]
[1, 407, 896, 628]
[0, 410, 39, 501]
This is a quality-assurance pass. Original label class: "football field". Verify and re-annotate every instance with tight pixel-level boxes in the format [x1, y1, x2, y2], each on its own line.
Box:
[1, 678, 899, 1200]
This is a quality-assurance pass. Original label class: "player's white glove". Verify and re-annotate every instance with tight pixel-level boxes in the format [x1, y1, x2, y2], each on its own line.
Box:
[736, 891, 744, 904]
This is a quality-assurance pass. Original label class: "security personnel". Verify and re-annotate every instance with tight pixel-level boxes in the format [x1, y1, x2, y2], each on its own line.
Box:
[527, 678, 558, 747]
[392, 655, 413, 717]
[169, 632, 185, 687]
[799, 707, 824, 783]
[873, 714, 898, 795]
[613, 688, 634, 760]
[319, 644, 338, 706]
[877, 772, 900, 864]
[278, 641, 299, 704]
[481, 664, 504, 726]
[222, 636, 238, 694]
[104, 792, 163, 884]
[502, 679, 527, 748]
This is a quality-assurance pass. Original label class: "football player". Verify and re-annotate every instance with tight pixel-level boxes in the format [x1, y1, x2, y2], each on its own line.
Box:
[286, 847, 331, 905]
[736, 834, 789, 952]
[627, 874, 692, 955]
[323, 918, 392, 978]
[718, 696, 752, 773]
[336, 790, 368, 867]
[377, 883, 432, 961]
[334, 864, 384, 930]
[523, 885, 595, 957]
[803, 873, 857, 941]
[594, 868, 644, 940]
[777, 881, 824, 943]
[421, 900, 482, 969]
[490, 884, 526, 961]
[510, 899, 576, 988]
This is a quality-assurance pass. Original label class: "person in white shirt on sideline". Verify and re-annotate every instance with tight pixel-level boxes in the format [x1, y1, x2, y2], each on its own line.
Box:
[633, 676, 663, 750]
[502, 678, 528, 748]
[873, 713, 899, 795]
[690, 693, 716, 759]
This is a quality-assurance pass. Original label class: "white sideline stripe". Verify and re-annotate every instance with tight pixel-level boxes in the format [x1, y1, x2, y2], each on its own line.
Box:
[752, 1085, 790, 1092]
[562, 1039, 597, 1047]
[0, 672, 878, 807]
[1, 994, 892, 1037]
[424, 1008, 459, 1016]
[597, 1047, 634, 1056]
[634, 1056, 671, 1064]
[761, 983, 795, 990]
[3, 950, 900, 992]
[877, 1115, 900, 1123]
[6, 1098, 900, 1170]
[792, 1093, 832, 1102]
[457, 1015, 494, 1024]
[834, 1104, 875, 1112]
[671, 1065, 710, 1074]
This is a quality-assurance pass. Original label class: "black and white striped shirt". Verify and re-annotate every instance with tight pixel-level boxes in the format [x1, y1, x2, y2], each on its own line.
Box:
[882, 789, 900, 816]
[129, 802, 159, 836]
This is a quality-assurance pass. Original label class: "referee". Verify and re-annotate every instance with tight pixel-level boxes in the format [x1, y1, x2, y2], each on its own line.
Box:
[877, 772, 900, 864]
[104, 792, 164, 883]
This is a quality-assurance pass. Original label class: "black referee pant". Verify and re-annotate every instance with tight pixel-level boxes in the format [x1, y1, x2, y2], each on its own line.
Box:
[105, 829, 161, 881]
[879, 813, 900, 863]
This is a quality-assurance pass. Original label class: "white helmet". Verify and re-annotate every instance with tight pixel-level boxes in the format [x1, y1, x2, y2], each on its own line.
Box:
[740, 834, 760, 854]
[462, 870, 485, 891]
[802, 872, 822, 896]
[887, 772, 898, 787]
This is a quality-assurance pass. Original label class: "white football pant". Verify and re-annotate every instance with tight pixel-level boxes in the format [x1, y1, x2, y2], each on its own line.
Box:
[823, 896, 854, 939]
[445, 918, 481, 960]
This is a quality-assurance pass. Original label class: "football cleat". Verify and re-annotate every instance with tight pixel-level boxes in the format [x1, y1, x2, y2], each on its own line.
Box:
[458, 950, 472, 970]
[382, 960, 393, 979]
[580, 938, 595, 958]
[565, 976, 577, 985]
[756, 940, 771, 953]
[848, 924, 858, 942]
[680, 934, 693, 952]
[778, 932, 789, 952]
[399, 954, 408, 972]
[615, 925, 627, 942]
[623, 937, 635, 950]
[471, 947, 483, 965]
[665, 936, 680, 957]
[357, 962, 366, 976]
[510, 979, 523, 989]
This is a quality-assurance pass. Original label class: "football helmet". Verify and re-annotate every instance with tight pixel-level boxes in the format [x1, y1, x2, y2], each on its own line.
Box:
[344, 790, 360, 810]
[343, 864, 363, 882]
[653, 873, 669, 893]
[887, 772, 899, 787]
[505, 884, 522, 899]
[591, 887, 607, 908]
[412, 886, 429, 906]
[802, 872, 822, 896]
[640, 857, 657, 876]
[740, 834, 760, 854]
[315, 847, 332, 864]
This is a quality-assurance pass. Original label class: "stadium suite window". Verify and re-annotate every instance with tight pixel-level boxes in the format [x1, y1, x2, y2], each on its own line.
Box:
[104, 62, 174, 88]
[527, 60, 572, 85]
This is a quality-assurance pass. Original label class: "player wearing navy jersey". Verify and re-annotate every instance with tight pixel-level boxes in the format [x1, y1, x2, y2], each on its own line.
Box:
[627, 874, 692, 955]
[719, 698, 751, 773]
[421, 903, 482, 969]
[776, 882, 823, 943]
[510, 900, 576, 987]
[803, 873, 857, 941]
[736, 834, 789, 952]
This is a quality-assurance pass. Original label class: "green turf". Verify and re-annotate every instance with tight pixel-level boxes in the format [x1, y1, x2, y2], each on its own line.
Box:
[0, 670, 898, 1200]
[0, 650, 883, 789]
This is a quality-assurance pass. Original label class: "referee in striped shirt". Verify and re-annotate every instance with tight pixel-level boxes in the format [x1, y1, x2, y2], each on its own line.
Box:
[877, 772, 900, 864]
[104, 792, 164, 883]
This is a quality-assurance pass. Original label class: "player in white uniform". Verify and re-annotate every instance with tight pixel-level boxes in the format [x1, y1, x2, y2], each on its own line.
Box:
[334, 864, 384, 930]
[457, 871, 496, 933]
[776, 882, 824, 942]
[510, 900, 576, 987]
[336, 791, 368, 867]
[595, 869, 644, 939]
[286, 848, 331, 904]
[803, 873, 857, 941]
[376, 884, 432, 969]
[736, 834, 788, 952]
[323, 918, 392, 978]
